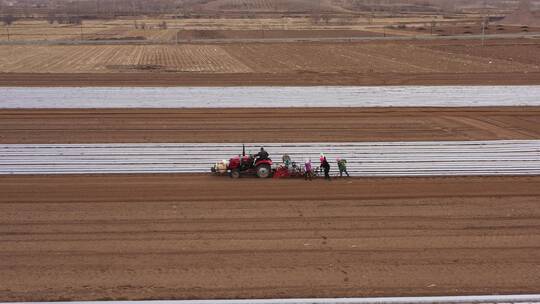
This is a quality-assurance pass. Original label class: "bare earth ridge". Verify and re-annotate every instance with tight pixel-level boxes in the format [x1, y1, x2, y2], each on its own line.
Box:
[1, 72, 539, 86]
[1, 107, 539, 144]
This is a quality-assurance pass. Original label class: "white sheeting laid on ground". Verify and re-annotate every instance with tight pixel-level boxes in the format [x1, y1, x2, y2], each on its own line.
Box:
[1, 140, 539, 176]
[1, 86, 540, 108]
[6, 294, 540, 304]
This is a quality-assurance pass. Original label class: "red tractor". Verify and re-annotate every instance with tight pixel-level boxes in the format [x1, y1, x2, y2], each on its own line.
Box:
[211, 145, 273, 178]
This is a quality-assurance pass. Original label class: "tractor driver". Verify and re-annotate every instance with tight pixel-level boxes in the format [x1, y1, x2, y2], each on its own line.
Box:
[254, 147, 270, 163]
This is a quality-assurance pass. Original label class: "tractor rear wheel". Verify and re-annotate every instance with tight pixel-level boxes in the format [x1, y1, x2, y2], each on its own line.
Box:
[256, 164, 271, 178]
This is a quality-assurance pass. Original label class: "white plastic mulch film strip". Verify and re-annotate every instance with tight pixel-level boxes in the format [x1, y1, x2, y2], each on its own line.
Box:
[1, 86, 540, 108]
[1, 140, 539, 176]
[5, 293, 540, 304]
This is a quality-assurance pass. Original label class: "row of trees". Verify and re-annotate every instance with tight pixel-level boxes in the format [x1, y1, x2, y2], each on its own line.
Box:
[47, 13, 83, 25]
[2, 14, 90, 26]
[3, 13, 85, 26]
[133, 20, 168, 29]
[46, 14, 83, 25]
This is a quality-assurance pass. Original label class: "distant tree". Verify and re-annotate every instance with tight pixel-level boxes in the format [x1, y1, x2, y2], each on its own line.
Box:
[322, 15, 331, 24]
[2, 14, 16, 26]
[430, 20, 437, 35]
[69, 16, 82, 25]
[311, 13, 321, 25]
[47, 12, 57, 24]
[57, 16, 68, 24]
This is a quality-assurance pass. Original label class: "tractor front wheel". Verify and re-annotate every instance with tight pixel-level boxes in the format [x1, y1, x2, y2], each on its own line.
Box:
[256, 164, 272, 178]
[230, 169, 241, 179]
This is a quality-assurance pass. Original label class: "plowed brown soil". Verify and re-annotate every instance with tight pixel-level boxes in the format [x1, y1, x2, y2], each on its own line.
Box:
[176, 30, 385, 40]
[1, 174, 539, 301]
[1, 107, 540, 144]
[1, 40, 540, 85]
[2, 71, 539, 86]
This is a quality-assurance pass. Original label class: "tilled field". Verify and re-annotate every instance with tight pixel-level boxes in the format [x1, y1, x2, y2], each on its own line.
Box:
[175, 29, 385, 40]
[2, 71, 540, 86]
[1, 174, 539, 301]
[0, 45, 251, 73]
[397, 25, 540, 36]
[1, 107, 539, 144]
[220, 42, 540, 74]
[2, 14, 540, 303]
[0, 40, 539, 78]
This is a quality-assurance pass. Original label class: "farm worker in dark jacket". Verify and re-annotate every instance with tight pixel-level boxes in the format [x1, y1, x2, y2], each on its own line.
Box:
[337, 158, 350, 177]
[320, 153, 331, 180]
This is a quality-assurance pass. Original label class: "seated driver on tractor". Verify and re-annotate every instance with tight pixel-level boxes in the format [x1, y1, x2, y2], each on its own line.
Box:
[254, 147, 270, 163]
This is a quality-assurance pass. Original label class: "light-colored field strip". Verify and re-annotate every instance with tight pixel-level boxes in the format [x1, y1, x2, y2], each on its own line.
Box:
[0, 45, 251, 73]
[0, 31, 538, 45]
[1, 140, 539, 176]
[7, 294, 540, 304]
[1, 86, 540, 108]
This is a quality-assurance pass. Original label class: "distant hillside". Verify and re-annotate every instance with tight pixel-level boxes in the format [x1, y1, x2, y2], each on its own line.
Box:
[503, 0, 540, 26]
[4, 0, 537, 18]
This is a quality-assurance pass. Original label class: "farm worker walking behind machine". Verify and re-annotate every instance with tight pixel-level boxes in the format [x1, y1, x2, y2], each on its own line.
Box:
[320, 153, 331, 181]
[282, 154, 292, 168]
[337, 158, 350, 177]
[304, 159, 313, 181]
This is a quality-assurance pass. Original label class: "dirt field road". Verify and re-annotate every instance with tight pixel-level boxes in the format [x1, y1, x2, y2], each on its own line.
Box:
[1, 175, 539, 301]
[2, 107, 539, 144]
